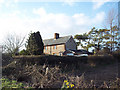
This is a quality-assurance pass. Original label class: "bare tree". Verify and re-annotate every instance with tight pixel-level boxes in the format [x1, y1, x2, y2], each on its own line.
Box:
[3, 33, 26, 55]
[104, 8, 118, 51]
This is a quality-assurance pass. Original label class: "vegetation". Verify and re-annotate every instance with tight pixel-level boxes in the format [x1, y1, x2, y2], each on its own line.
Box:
[74, 8, 119, 53]
[74, 26, 119, 53]
[3, 33, 25, 56]
[19, 49, 29, 55]
[105, 8, 118, 51]
[2, 53, 13, 66]
[61, 80, 74, 89]
[1, 78, 26, 88]
[112, 50, 120, 62]
[2, 55, 120, 88]
[26, 31, 44, 55]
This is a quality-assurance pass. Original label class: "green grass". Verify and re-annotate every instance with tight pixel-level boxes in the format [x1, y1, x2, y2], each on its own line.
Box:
[1, 77, 32, 89]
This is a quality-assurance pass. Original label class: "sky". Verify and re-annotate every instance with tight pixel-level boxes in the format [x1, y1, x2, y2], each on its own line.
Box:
[0, 0, 119, 45]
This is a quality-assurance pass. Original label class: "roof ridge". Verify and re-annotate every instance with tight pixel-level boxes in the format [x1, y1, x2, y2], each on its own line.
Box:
[43, 35, 72, 41]
[43, 35, 72, 46]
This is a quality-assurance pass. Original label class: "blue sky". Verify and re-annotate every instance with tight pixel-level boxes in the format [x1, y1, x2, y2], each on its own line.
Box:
[0, 0, 119, 45]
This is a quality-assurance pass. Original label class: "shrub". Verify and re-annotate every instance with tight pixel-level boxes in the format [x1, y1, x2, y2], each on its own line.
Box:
[2, 53, 13, 66]
[19, 49, 29, 55]
[112, 50, 120, 62]
[96, 47, 111, 55]
[12, 55, 87, 67]
[88, 55, 115, 67]
[1, 78, 25, 88]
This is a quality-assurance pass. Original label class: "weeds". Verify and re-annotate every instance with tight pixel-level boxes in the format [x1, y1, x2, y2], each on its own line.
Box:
[1, 78, 25, 88]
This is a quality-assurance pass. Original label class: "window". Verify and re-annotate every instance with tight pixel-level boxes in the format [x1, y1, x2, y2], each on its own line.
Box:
[53, 45, 57, 49]
[45, 46, 47, 50]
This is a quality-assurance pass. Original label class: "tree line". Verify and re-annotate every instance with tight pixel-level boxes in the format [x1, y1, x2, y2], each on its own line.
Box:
[74, 8, 119, 53]
[74, 26, 119, 53]
[3, 31, 44, 56]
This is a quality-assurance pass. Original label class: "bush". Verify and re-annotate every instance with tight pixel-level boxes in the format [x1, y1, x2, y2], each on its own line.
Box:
[19, 49, 29, 55]
[2, 53, 13, 66]
[88, 55, 115, 67]
[96, 47, 111, 55]
[112, 50, 120, 62]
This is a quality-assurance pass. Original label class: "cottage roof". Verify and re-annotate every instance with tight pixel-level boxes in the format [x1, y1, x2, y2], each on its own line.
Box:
[43, 35, 72, 46]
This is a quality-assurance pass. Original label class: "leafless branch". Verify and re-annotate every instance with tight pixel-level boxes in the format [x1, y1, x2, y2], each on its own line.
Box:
[3, 33, 26, 55]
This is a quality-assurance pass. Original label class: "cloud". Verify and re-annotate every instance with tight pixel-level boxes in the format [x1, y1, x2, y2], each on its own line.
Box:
[0, 7, 105, 45]
[0, 0, 4, 8]
[92, 0, 111, 10]
[72, 12, 105, 26]
[62, 0, 75, 6]
[62, 2, 74, 6]
[93, 12, 105, 23]
[33, 8, 47, 17]
[0, 0, 18, 9]
[0, 0, 4, 3]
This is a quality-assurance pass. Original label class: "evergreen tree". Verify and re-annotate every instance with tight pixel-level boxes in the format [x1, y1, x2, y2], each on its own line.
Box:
[74, 26, 119, 53]
[26, 31, 44, 55]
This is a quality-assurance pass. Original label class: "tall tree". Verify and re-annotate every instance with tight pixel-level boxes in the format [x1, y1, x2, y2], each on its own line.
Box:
[104, 8, 118, 51]
[86, 27, 106, 52]
[26, 31, 44, 55]
[74, 27, 111, 52]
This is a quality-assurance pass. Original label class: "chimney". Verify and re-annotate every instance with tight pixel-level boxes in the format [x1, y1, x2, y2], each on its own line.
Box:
[54, 33, 59, 39]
